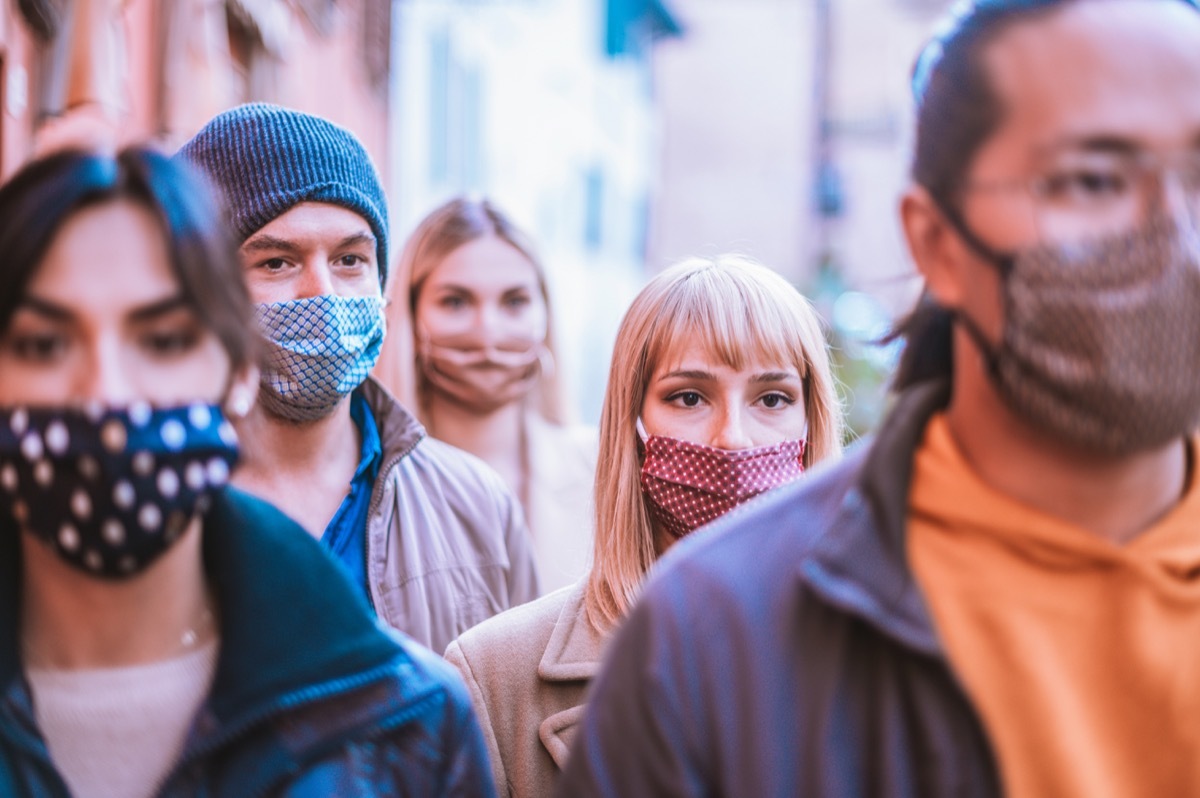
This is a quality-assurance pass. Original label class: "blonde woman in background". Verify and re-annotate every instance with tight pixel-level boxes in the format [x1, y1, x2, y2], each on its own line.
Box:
[376, 198, 597, 593]
[444, 254, 844, 796]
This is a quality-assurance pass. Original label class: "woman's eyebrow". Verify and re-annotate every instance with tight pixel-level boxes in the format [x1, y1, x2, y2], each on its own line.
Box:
[128, 295, 190, 323]
[15, 294, 73, 322]
[656, 369, 716, 382]
[750, 371, 802, 384]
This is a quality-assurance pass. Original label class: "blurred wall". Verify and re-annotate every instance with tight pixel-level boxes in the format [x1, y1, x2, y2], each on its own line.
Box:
[0, 0, 391, 179]
[649, 0, 947, 314]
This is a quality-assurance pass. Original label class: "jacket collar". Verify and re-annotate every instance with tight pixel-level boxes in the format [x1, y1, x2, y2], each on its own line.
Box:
[537, 581, 605, 682]
[800, 379, 952, 657]
[200, 487, 415, 723]
[0, 488, 417, 728]
[358, 377, 426, 469]
[535, 581, 605, 769]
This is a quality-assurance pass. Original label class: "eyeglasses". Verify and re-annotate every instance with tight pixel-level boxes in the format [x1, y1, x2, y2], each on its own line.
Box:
[961, 150, 1200, 247]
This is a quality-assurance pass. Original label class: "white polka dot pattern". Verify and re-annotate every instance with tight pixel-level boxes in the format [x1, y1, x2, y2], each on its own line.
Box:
[640, 433, 806, 540]
[0, 403, 240, 580]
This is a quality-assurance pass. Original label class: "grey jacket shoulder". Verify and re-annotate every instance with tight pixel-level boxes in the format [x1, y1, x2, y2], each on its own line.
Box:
[360, 379, 540, 654]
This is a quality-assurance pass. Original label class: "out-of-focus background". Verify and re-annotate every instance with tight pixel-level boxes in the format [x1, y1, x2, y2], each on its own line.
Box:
[0, 0, 952, 438]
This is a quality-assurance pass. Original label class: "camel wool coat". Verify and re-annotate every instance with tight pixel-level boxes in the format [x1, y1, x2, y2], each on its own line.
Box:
[445, 581, 607, 797]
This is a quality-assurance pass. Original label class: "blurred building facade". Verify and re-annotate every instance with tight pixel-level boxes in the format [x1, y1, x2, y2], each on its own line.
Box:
[649, 0, 949, 435]
[0, 0, 955, 434]
[389, 0, 680, 423]
[0, 0, 392, 177]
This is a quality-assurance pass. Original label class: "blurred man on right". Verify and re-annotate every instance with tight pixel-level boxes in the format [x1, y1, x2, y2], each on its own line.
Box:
[559, 1, 1200, 796]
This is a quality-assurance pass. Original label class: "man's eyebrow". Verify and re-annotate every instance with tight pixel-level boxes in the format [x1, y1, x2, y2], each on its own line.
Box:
[334, 232, 376, 251]
[241, 234, 302, 254]
[1037, 134, 1142, 158]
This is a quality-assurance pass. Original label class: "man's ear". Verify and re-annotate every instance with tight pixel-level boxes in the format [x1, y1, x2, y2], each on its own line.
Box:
[224, 363, 260, 420]
[900, 185, 969, 310]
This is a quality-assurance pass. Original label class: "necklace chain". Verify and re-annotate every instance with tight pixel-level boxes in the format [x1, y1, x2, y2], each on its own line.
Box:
[22, 592, 216, 669]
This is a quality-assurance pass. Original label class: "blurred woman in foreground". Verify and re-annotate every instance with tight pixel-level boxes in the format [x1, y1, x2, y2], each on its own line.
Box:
[0, 148, 492, 797]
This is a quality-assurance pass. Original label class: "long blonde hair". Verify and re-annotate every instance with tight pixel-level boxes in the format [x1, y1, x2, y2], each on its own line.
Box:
[584, 254, 843, 631]
[374, 197, 566, 424]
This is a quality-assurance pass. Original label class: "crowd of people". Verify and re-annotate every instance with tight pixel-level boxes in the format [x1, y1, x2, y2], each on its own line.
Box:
[1, 0, 1199, 795]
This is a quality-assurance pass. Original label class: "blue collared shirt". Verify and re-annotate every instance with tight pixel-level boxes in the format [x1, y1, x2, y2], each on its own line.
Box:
[320, 389, 382, 606]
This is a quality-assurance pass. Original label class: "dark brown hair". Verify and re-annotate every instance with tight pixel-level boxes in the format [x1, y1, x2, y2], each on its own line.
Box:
[0, 146, 259, 371]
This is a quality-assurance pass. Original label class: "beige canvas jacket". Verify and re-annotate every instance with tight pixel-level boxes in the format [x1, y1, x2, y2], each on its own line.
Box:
[362, 378, 540, 654]
[444, 580, 607, 797]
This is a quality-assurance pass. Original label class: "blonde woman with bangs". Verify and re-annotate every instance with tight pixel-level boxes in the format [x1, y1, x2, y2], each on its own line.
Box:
[444, 254, 842, 797]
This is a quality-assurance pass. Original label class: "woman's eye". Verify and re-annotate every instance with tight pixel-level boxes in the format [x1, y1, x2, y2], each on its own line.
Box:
[4, 333, 67, 362]
[142, 330, 199, 356]
[503, 294, 532, 309]
[758, 392, 795, 409]
[668, 391, 704, 408]
[439, 295, 468, 310]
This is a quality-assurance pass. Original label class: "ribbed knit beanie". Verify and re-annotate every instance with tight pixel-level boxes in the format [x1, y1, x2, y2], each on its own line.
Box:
[178, 103, 389, 286]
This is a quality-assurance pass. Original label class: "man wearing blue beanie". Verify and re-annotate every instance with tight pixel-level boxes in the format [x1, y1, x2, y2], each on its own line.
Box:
[180, 104, 538, 653]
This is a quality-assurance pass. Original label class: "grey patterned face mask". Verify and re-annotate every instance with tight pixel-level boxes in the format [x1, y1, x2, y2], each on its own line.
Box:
[255, 295, 386, 423]
[953, 214, 1200, 455]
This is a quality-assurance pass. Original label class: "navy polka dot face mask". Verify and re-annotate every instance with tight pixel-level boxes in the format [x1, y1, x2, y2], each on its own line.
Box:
[0, 403, 239, 579]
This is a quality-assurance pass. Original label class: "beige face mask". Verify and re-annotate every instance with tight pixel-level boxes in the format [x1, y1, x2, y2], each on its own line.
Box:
[954, 213, 1200, 455]
[416, 329, 548, 415]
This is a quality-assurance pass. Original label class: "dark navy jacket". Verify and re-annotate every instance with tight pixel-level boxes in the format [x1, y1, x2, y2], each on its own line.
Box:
[0, 488, 496, 797]
[558, 381, 1003, 797]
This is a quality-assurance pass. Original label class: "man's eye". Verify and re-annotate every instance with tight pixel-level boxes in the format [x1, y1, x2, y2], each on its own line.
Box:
[4, 334, 66, 362]
[336, 254, 368, 268]
[1041, 167, 1131, 203]
[258, 258, 290, 272]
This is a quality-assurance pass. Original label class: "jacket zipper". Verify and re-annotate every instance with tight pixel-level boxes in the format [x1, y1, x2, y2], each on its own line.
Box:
[362, 433, 422, 617]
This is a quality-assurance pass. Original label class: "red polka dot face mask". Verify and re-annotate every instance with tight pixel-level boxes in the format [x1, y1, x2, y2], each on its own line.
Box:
[637, 420, 806, 541]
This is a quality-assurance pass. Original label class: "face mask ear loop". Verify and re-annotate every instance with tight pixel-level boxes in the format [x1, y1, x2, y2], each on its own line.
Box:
[939, 200, 1017, 275]
[636, 417, 650, 444]
[951, 308, 1005, 381]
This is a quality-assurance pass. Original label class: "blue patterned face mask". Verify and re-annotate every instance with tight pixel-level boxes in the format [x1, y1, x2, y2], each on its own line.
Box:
[0, 403, 239, 579]
[255, 295, 386, 422]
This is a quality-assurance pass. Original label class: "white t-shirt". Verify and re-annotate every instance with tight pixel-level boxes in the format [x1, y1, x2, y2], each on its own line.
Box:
[26, 640, 218, 798]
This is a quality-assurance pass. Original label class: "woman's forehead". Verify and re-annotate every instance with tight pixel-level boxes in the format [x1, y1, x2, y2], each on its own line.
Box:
[25, 201, 180, 314]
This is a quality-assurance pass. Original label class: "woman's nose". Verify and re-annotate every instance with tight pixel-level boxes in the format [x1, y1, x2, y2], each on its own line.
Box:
[76, 339, 137, 406]
[710, 406, 754, 451]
